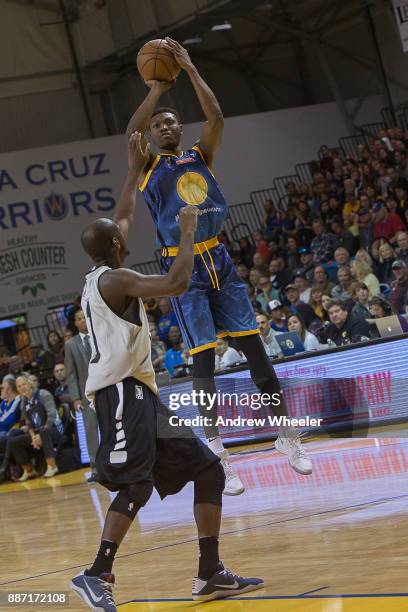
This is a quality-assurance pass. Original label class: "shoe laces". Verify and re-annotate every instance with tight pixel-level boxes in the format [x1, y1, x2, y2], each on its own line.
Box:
[99, 576, 115, 605]
[220, 456, 235, 481]
[286, 432, 308, 459]
[220, 567, 243, 581]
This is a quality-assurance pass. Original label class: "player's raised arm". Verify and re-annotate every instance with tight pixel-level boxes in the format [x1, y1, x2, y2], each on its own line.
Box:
[113, 132, 150, 240]
[164, 37, 224, 166]
[126, 80, 173, 141]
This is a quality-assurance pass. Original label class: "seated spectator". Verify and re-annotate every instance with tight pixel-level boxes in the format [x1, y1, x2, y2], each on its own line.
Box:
[351, 283, 371, 319]
[293, 272, 311, 303]
[331, 266, 356, 302]
[286, 180, 300, 207]
[164, 326, 185, 377]
[357, 207, 374, 250]
[287, 314, 321, 351]
[281, 207, 297, 238]
[331, 218, 356, 254]
[236, 263, 249, 281]
[311, 218, 338, 264]
[328, 196, 342, 221]
[0, 378, 21, 460]
[298, 182, 313, 206]
[350, 258, 380, 298]
[255, 276, 279, 314]
[368, 295, 408, 334]
[39, 331, 65, 374]
[263, 200, 281, 240]
[343, 190, 360, 228]
[252, 252, 269, 275]
[372, 201, 405, 243]
[256, 314, 282, 358]
[144, 298, 160, 323]
[390, 260, 408, 313]
[249, 269, 261, 291]
[334, 246, 351, 268]
[268, 257, 292, 289]
[28, 374, 40, 393]
[8, 375, 63, 481]
[238, 237, 255, 268]
[295, 247, 315, 282]
[394, 181, 408, 219]
[267, 300, 288, 332]
[374, 242, 395, 284]
[313, 265, 334, 295]
[294, 200, 313, 239]
[52, 363, 71, 406]
[16, 326, 34, 368]
[63, 327, 73, 342]
[286, 236, 299, 270]
[325, 300, 371, 346]
[149, 323, 167, 370]
[218, 230, 234, 254]
[369, 295, 393, 318]
[309, 286, 326, 320]
[284, 284, 316, 328]
[214, 338, 242, 370]
[395, 230, 408, 264]
[253, 230, 271, 261]
[157, 298, 178, 345]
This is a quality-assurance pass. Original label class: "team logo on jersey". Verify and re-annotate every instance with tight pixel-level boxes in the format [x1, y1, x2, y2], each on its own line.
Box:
[135, 385, 144, 400]
[176, 171, 208, 205]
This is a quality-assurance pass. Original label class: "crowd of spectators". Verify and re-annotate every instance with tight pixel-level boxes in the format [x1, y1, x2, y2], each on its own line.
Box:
[0, 305, 84, 483]
[1, 126, 408, 481]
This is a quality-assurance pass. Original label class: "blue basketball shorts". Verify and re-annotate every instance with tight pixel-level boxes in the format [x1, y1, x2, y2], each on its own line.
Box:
[161, 242, 259, 355]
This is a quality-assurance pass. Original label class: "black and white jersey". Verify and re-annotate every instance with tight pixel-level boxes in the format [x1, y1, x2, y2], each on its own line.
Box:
[82, 266, 157, 401]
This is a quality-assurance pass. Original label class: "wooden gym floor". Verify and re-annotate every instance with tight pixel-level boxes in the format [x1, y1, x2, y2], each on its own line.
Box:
[0, 432, 408, 612]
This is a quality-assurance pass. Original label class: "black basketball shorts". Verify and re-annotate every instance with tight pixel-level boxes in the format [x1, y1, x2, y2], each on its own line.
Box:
[94, 377, 219, 497]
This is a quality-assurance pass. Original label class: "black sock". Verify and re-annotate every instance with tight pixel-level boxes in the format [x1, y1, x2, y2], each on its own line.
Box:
[85, 540, 118, 577]
[198, 537, 219, 580]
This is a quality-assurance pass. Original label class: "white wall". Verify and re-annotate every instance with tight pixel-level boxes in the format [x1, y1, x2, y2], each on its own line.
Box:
[0, 95, 383, 327]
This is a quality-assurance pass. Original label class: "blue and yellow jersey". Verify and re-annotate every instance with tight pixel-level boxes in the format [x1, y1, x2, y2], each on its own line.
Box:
[139, 145, 228, 247]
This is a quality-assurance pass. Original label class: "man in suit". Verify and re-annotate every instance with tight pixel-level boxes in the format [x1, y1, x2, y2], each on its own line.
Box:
[65, 306, 99, 482]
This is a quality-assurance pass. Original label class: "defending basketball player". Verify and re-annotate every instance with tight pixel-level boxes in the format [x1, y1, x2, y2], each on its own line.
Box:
[71, 133, 264, 611]
[125, 38, 312, 493]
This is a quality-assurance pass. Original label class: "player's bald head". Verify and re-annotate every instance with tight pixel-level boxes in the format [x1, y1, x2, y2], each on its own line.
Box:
[81, 218, 122, 262]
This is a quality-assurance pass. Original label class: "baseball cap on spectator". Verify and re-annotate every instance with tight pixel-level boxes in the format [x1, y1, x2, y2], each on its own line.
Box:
[285, 283, 297, 291]
[373, 202, 384, 213]
[298, 247, 311, 255]
[268, 299, 282, 311]
[293, 271, 306, 280]
[392, 259, 407, 269]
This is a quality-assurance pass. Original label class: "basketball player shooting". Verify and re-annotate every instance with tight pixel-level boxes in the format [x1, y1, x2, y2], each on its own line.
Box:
[127, 38, 312, 493]
[71, 133, 264, 611]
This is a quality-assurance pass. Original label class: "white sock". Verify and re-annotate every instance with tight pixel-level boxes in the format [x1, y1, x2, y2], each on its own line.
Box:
[207, 436, 225, 455]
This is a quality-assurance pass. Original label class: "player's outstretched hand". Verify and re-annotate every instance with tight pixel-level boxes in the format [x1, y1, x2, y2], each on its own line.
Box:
[179, 205, 198, 234]
[145, 80, 174, 92]
[128, 131, 150, 172]
[164, 37, 193, 70]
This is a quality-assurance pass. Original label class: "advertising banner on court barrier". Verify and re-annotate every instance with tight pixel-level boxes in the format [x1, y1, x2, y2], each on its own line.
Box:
[0, 135, 156, 326]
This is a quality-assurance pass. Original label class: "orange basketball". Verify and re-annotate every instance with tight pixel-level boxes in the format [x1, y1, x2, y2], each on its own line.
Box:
[136, 39, 181, 82]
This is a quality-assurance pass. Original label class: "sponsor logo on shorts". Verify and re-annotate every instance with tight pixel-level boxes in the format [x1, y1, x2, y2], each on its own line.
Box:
[135, 385, 143, 400]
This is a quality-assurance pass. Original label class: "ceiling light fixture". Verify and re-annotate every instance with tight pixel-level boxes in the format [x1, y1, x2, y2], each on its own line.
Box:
[210, 21, 232, 32]
[182, 36, 203, 45]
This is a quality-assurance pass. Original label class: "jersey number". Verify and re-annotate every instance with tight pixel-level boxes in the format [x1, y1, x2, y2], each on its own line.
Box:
[86, 301, 101, 364]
